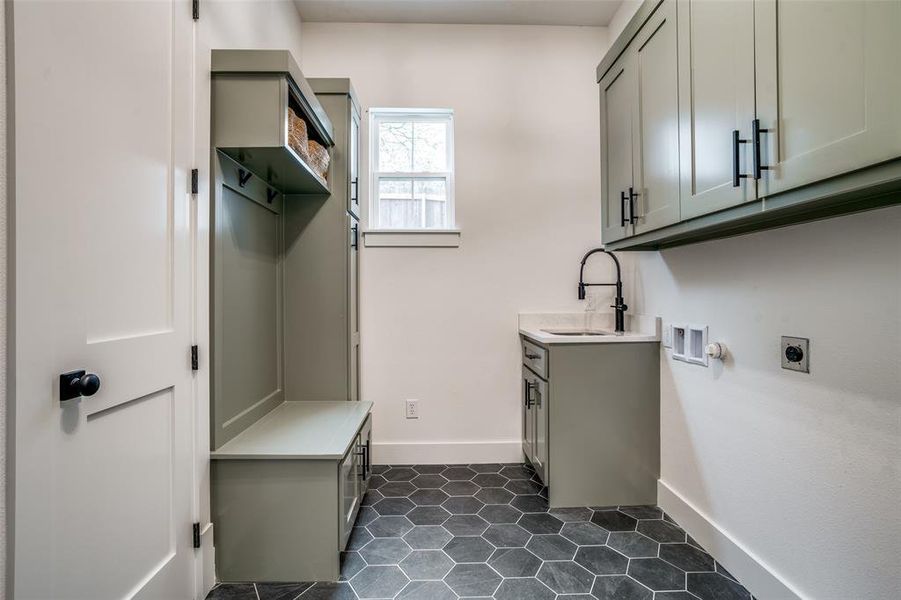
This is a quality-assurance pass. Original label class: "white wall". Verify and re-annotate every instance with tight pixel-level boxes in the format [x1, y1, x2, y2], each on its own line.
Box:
[0, 6, 7, 598]
[301, 23, 613, 463]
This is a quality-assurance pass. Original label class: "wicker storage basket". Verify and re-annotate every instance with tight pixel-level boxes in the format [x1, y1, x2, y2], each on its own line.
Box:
[287, 108, 309, 161]
[307, 140, 330, 181]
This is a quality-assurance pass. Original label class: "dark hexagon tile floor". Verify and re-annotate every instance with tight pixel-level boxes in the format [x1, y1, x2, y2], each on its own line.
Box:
[207, 463, 754, 600]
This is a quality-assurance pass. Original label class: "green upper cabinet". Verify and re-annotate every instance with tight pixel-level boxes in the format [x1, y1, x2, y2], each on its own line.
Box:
[632, 0, 681, 234]
[599, 50, 637, 244]
[677, 0, 758, 219]
[754, 0, 901, 198]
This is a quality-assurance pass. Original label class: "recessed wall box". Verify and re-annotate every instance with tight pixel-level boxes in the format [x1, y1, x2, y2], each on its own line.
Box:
[672, 324, 709, 366]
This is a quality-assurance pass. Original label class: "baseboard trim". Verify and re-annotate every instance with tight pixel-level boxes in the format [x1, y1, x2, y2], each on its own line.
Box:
[658, 480, 803, 600]
[372, 441, 523, 465]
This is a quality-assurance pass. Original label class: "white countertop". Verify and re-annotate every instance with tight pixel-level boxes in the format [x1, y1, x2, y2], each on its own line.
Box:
[518, 312, 660, 345]
[211, 400, 373, 460]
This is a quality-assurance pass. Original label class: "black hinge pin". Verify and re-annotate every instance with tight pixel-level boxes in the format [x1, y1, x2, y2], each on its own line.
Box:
[192, 0, 199, 20]
[190, 169, 199, 195]
[192, 522, 201, 549]
[191, 345, 199, 371]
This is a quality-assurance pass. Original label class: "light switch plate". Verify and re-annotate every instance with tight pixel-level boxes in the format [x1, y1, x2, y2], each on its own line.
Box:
[781, 336, 810, 373]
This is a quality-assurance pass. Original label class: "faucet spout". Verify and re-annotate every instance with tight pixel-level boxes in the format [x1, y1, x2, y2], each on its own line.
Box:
[577, 248, 627, 333]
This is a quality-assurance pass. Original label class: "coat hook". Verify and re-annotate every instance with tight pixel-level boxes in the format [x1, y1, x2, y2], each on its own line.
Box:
[266, 188, 278, 204]
[238, 169, 253, 187]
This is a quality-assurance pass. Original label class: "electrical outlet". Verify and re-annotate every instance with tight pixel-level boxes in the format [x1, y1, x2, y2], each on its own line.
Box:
[405, 399, 419, 419]
[585, 291, 598, 311]
[781, 336, 810, 373]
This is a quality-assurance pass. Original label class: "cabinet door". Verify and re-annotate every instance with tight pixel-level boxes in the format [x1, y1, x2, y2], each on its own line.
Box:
[348, 216, 360, 401]
[599, 51, 636, 243]
[632, 0, 680, 234]
[533, 377, 548, 485]
[339, 440, 361, 551]
[678, 0, 758, 219]
[349, 105, 361, 217]
[522, 368, 535, 464]
[755, 0, 901, 197]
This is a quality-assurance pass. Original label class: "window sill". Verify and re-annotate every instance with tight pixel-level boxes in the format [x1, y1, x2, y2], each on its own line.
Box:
[362, 229, 462, 248]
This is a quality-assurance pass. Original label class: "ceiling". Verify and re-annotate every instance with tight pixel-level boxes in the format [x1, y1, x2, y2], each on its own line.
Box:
[294, 0, 624, 27]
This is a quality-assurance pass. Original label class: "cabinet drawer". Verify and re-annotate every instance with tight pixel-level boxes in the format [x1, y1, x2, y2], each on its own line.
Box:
[522, 339, 548, 379]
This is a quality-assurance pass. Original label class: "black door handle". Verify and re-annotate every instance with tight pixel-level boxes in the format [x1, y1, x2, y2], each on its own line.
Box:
[620, 190, 628, 227]
[753, 119, 772, 180]
[59, 370, 101, 402]
[732, 130, 751, 187]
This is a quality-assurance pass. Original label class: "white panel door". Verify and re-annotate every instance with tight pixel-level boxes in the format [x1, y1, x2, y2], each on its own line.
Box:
[755, 0, 901, 197]
[677, 0, 757, 219]
[12, 1, 196, 598]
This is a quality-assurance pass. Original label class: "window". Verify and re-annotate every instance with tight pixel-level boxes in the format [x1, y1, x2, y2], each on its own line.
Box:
[370, 109, 454, 230]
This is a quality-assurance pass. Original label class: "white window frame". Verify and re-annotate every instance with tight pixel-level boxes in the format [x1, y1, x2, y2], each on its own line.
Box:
[369, 108, 456, 231]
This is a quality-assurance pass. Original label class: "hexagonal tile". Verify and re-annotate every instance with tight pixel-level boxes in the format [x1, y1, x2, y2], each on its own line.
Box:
[607, 531, 659, 558]
[350, 565, 410, 599]
[356, 506, 378, 527]
[499, 465, 533, 479]
[367, 475, 388, 490]
[494, 578, 555, 600]
[410, 474, 448, 488]
[482, 523, 530, 548]
[443, 563, 501, 597]
[406, 506, 451, 526]
[297, 582, 357, 600]
[383, 467, 418, 482]
[442, 496, 484, 514]
[510, 494, 548, 513]
[347, 526, 373, 551]
[361, 489, 383, 506]
[469, 463, 503, 473]
[618, 505, 664, 520]
[359, 538, 412, 565]
[590, 575, 652, 600]
[441, 466, 476, 480]
[488, 547, 542, 577]
[370, 465, 390, 475]
[475, 487, 514, 505]
[657, 544, 715, 571]
[367, 516, 414, 538]
[379, 481, 416, 497]
[403, 525, 452, 550]
[399, 550, 454, 580]
[549, 507, 592, 522]
[443, 514, 489, 536]
[505, 479, 543, 495]
[472, 473, 507, 487]
[590, 509, 638, 532]
[637, 519, 686, 543]
[373, 497, 415, 516]
[654, 593, 698, 600]
[687, 572, 752, 600]
[442, 480, 480, 496]
[537, 560, 594, 594]
[396, 580, 457, 600]
[339, 551, 365, 581]
[409, 488, 449, 506]
[443, 536, 495, 563]
[412, 464, 446, 474]
[478, 504, 522, 524]
[525, 534, 577, 560]
[574, 545, 629, 575]
[561, 521, 609, 546]
[518, 512, 563, 534]
[255, 582, 313, 600]
[628, 558, 686, 591]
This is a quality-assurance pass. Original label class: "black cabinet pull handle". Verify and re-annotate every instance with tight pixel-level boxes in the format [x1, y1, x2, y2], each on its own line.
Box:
[732, 130, 751, 187]
[753, 119, 772, 180]
[620, 190, 628, 226]
[350, 178, 359, 202]
[628, 187, 639, 224]
[351, 224, 358, 249]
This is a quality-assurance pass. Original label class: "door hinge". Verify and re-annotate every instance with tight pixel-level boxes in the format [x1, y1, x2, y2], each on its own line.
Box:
[190, 168, 199, 194]
[192, 522, 201, 549]
[192, 0, 199, 20]
[191, 345, 199, 371]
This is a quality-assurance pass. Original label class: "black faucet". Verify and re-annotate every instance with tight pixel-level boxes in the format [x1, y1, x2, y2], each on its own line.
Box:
[578, 248, 627, 333]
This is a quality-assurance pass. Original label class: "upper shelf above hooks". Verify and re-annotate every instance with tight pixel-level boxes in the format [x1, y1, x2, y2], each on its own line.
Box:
[211, 49, 335, 195]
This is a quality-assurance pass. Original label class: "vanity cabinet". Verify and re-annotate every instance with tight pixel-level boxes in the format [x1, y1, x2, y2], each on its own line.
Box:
[598, 0, 901, 250]
[521, 337, 659, 508]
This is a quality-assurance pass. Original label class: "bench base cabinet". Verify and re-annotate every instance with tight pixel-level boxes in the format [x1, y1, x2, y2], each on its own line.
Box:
[521, 338, 660, 509]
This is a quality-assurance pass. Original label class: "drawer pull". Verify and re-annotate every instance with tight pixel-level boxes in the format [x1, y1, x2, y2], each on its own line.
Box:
[525, 353, 541, 360]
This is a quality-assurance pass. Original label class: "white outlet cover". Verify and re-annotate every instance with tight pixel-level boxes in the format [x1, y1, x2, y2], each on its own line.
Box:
[672, 324, 708, 367]
[405, 399, 419, 419]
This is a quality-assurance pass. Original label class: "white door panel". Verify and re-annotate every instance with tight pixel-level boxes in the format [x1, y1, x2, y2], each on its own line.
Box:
[13, 0, 196, 598]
